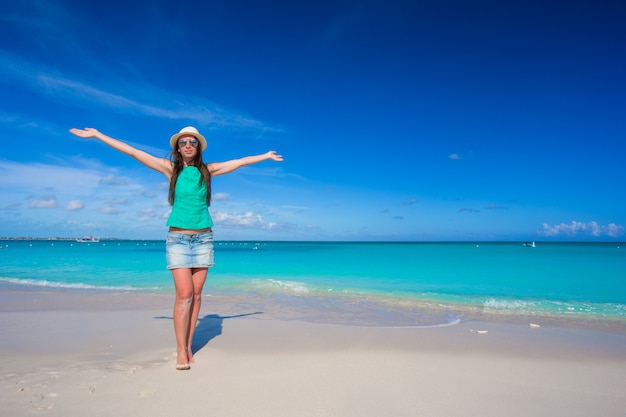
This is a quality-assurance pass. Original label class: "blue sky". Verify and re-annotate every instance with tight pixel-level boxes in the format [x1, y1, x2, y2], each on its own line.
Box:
[0, 0, 624, 241]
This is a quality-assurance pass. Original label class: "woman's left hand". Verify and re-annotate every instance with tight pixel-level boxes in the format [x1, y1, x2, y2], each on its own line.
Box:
[267, 151, 284, 162]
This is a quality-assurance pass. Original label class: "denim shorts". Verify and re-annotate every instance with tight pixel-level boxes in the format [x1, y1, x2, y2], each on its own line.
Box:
[166, 231, 215, 270]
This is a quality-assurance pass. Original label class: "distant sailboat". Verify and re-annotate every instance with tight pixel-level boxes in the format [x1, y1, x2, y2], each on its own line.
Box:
[523, 241, 536, 248]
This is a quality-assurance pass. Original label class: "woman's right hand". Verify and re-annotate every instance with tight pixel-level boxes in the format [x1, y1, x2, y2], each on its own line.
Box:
[69, 127, 100, 138]
[69, 127, 173, 178]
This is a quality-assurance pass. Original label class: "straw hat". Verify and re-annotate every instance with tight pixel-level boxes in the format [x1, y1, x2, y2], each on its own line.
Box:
[169, 126, 207, 151]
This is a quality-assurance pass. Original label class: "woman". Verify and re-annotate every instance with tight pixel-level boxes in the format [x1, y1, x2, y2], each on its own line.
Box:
[69, 126, 283, 370]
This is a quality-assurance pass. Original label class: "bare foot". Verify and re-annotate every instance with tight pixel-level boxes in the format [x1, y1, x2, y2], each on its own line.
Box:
[176, 350, 190, 370]
[187, 348, 195, 364]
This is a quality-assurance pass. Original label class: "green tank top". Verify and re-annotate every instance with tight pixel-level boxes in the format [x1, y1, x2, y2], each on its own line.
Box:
[166, 166, 213, 229]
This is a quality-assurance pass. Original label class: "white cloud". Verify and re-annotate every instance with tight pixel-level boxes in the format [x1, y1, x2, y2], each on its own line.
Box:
[65, 200, 84, 211]
[99, 206, 122, 215]
[213, 192, 230, 201]
[29, 196, 58, 208]
[136, 208, 160, 222]
[107, 198, 128, 205]
[99, 174, 128, 186]
[539, 221, 624, 238]
[449, 153, 461, 160]
[2, 202, 21, 210]
[139, 208, 155, 215]
[212, 211, 268, 229]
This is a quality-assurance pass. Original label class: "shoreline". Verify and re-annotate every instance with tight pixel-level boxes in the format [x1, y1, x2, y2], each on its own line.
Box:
[2, 284, 625, 331]
[1, 289, 625, 416]
[2, 287, 626, 349]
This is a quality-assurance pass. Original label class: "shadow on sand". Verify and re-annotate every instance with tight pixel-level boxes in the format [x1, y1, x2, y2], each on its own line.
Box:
[155, 312, 263, 356]
[191, 312, 263, 354]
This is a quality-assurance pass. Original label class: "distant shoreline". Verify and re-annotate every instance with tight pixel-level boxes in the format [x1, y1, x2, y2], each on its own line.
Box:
[1, 237, 624, 244]
[0, 237, 124, 241]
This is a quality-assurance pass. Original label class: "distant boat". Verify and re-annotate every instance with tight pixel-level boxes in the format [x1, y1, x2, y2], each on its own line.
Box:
[523, 241, 536, 248]
[76, 236, 100, 243]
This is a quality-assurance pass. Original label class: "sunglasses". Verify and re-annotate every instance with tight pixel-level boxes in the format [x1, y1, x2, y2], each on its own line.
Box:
[178, 139, 199, 148]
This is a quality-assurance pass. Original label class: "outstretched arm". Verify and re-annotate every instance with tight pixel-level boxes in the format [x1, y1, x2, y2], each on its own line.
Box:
[208, 151, 283, 177]
[69, 128, 172, 177]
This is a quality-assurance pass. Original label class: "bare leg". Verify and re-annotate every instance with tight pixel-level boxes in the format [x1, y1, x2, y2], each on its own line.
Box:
[172, 268, 194, 369]
[186, 267, 208, 364]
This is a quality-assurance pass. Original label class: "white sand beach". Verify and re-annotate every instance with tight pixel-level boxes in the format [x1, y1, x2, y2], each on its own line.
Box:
[1, 289, 625, 417]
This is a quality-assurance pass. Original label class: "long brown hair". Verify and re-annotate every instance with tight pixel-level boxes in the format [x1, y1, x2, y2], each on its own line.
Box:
[168, 145, 212, 206]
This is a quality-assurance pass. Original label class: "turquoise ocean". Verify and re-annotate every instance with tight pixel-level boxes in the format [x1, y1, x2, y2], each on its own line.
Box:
[1, 240, 625, 326]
